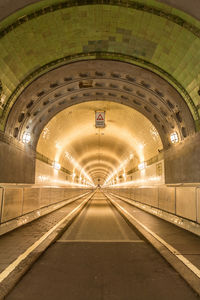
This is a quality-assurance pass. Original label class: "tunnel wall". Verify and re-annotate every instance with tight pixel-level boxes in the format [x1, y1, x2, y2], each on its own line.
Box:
[35, 159, 71, 184]
[0, 185, 92, 235]
[106, 185, 200, 235]
[0, 134, 35, 184]
[1, 132, 200, 185]
[164, 133, 200, 184]
[126, 159, 165, 185]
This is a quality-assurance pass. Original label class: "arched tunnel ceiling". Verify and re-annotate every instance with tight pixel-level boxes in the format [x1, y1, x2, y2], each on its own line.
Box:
[5, 60, 196, 149]
[37, 101, 163, 184]
[0, 0, 200, 135]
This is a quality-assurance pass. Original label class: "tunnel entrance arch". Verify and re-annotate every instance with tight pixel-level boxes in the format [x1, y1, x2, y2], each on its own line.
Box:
[5, 59, 195, 151]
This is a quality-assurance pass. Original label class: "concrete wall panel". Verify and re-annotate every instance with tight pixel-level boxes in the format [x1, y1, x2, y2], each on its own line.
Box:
[0, 186, 91, 226]
[176, 187, 196, 221]
[130, 189, 135, 200]
[2, 188, 23, 222]
[0, 140, 35, 184]
[63, 188, 83, 199]
[23, 188, 40, 214]
[64, 188, 73, 199]
[134, 188, 142, 202]
[140, 188, 158, 207]
[50, 188, 64, 204]
[158, 187, 175, 213]
[40, 188, 51, 208]
[108, 185, 200, 226]
[165, 133, 200, 184]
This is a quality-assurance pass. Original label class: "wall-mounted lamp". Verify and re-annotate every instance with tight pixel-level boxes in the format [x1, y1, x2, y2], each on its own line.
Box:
[170, 132, 179, 144]
[52, 161, 61, 170]
[22, 132, 31, 144]
[129, 153, 134, 160]
[138, 161, 147, 171]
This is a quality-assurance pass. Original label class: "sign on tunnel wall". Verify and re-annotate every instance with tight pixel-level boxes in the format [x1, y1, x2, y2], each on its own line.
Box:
[95, 111, 105, 128]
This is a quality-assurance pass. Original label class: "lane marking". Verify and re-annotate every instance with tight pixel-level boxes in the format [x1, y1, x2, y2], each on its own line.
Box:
[0, 192, 94, 284]
[106, 194, 200, 279]
[57, 239, 144, 243]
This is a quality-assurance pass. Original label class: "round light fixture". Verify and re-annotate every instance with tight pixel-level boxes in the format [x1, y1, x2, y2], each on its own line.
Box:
[22, 132, 31, 144]
[170, 132, 179, 144]
[52, 161, 61, 170]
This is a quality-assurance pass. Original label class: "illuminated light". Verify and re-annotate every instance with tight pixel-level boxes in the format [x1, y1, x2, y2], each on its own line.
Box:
[22, 132, 31, 144]
[106, 176, 162, 187]
[48, 178, 94, 187]
[170, 132, 179, 144]
[0, 94, 6, 108]
[119, 164, 123, 170]
[150, 126, 159, 140]
[138, 161, 147, 171]
[55, 143, 61, 149]
[42, 127, 50, 139]
[65, 151, 93, 185]
[139, 144, 144, 149]
[52, 161, 61, 170]
[38, 175, 49, 182]
[123, 172, 126, 181]
[104, 153, 136, 186]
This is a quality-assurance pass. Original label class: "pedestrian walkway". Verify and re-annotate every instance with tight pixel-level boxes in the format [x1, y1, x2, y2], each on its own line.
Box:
[0, 193, 93, 299]
[106, 192, 200, 295]
[5, 191, 199, 300]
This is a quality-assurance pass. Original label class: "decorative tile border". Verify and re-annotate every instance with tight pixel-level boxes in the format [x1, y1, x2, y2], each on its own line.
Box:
[0, 0, 199, 39]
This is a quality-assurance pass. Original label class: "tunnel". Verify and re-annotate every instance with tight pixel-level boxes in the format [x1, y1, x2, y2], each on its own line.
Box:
[0, 0, 200, 299]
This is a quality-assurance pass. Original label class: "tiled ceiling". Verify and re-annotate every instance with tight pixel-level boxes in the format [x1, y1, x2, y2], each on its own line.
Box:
[0, 0, 200, 133]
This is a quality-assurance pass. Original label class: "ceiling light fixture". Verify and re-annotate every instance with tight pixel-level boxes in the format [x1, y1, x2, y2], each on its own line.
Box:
[170, 132, 179, 144]
[138, 161, 147, 171]
[52, 161, 61, 170]
[22, 132, 31, 144]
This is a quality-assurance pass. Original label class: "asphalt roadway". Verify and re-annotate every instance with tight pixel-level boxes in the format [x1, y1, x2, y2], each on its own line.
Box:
[6, 191, 199, 300]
